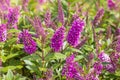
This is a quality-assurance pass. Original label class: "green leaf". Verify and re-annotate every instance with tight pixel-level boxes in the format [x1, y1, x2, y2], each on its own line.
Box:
[54, 53, 66, 60]
[8, 29, 21, 33]
[1, 66, 23, 73]
[6, 70, 14, 80]
[75, 55, 84, 61]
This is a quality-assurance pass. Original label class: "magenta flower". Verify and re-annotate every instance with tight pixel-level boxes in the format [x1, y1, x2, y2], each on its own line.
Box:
[62, 54, 83, 79]
[105, 63, 116, 73]
[92, 8, 104, 26]
[108, 0, 116, 10]
[51, 27, 65, 52]
[21, 30, 37, 54]
[98, 51, 111, 63]
[93, 62, 103, 75]
[0, 24, 7, 42]
[7, 7, 20, 27]
[67, 18, 85, 46]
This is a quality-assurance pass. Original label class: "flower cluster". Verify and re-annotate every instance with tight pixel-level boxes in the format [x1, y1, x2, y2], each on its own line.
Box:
[98, 51, 119, 73]
[7, 7, 20, 27]
[108, 0, 116, 10]
[20, 30, 37, 54]
[67, 18, 85, 46]
[92, 8, 104, 26]
[93, 62, 103, 75]
[62, 54, 84, 80]
[0, 24, 7, 42]
[51, 27, 65, 52]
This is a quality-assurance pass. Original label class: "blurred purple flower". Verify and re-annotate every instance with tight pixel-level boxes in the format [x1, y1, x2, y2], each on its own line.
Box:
[93, 62, 103, 75]
[92, 8, 104, 26]
[106, 52, 120, 73]
[98, 51, 111, 63]
[44, 10, 51, 27]
[7, 7, 20, 27]
[116, 28, 120, 36]
[67, 18, 85, 47]
[0, 24, 7, 42]
[58, 0, 65, 25]
[38, 0, 46, 4]
[33, 16, 46, 42]
[51, 27, 65, 52]
[0, 0, 10, 10]
[62, 54, 83, 79]
[108, 0, 116, 10]
[22, 0, 29, 11]
[86, 73, 99, 80]
[105, 63, 116, 73]
[21, 30, 37, 54]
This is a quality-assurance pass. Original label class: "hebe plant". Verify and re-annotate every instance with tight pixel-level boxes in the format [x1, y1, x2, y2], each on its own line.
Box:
[0, 0, 120, 80]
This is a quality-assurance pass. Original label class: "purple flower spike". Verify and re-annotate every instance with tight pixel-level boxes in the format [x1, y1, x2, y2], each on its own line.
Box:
[105, 63, 116, 73]
[33, 17, 46, 38]
[0, 24, 7, 42]
[58, 0, 65, 25]
[51, 27, 65, 52]
[7, 7, 20, 27]
[62, 54, 83, 79]
[92, 8, 104, 26]
[67, 18, 85, 47]
[44, 10, 51, 27]
[98, 51, 111, 63]
[21, 30, 37, 54]
[108, 0, 116, 10]
[93, 62, 103, 75]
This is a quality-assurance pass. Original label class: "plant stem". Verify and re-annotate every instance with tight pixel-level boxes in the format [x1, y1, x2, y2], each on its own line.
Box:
[92, 26, 99, 54]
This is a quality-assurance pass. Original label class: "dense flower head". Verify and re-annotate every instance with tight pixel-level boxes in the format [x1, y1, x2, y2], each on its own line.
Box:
[92, 8, 104, 26]
[67, 18, 85, 46]
[0, 24, 7, 42]
[105, 52, 120, 73]
[110, 52, 120, 63]
[98, 51, 111, 63]
[51, 27, 65, 52]
[62, 54, 83, 79]
[93, 62, 103, 75]
[105, 63, 116, 73]
[21, 30, 37, 54]
[7, 7, 20, 27]
[108, 0, 116, 10]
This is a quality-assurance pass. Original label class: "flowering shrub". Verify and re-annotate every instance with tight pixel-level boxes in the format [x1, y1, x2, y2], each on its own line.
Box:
[0, 0, 120, 80]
